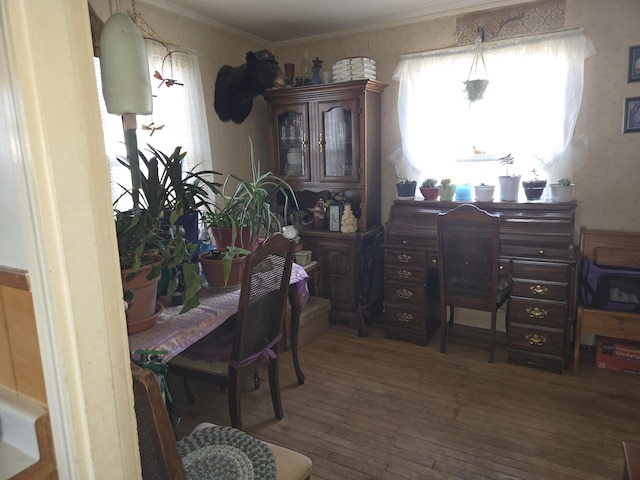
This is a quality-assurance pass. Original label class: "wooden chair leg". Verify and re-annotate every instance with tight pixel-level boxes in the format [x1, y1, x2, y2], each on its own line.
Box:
[183, 376, 195, 405]
[228, 368, 242, 430]
[268, 358, 284, 420]
[489, 310, 497, 364]
[440, 303, 448, 353]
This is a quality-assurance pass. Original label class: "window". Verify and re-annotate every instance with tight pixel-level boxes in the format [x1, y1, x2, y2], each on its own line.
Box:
[94, 41, 212, 210]
[392, 29, 595, 188]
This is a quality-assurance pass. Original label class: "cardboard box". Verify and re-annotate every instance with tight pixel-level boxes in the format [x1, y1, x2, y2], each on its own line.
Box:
[596, 337, 640, 375]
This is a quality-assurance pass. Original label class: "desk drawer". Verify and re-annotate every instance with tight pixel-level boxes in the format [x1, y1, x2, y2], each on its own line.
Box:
[508, 323, 565, 356]
[385, 265, 426, 284]
[385, 283, 426, 305]
[385, 304, 427, 333]
[385, 250, 427, 267]
[511, 279, 568, 302]
[509, 297, 567, 329]
[511, 260, 570, 282]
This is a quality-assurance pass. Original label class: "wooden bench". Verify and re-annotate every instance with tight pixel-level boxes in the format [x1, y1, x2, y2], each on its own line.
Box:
[572, 228, 640, 375]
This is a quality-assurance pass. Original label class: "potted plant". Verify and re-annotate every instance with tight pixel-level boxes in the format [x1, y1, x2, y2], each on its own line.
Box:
[522, 169, 547, 201]
[498, 153, 521, 202]
[396, 177, 417, 199]
[201, 137, 298, 287]
[113, 145, 223, 326]
[115, 207, 202, 333]
[549, 177, 575, 202]
[420, 178, 439, 201]
[438, 178, 456, 201]
[474, 183, 495, 202]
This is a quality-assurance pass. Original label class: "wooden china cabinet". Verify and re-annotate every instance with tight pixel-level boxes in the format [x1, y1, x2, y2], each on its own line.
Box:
[263, 79, 386, 327]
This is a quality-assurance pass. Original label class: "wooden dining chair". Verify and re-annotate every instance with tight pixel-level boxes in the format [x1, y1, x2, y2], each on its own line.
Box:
[169, 233, 295, 429]
[131, 362, 312, 479]
[437, 204, 510, 363]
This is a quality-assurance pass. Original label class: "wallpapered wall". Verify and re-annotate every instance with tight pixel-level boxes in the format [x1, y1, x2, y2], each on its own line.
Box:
[92, 0, 640, 236]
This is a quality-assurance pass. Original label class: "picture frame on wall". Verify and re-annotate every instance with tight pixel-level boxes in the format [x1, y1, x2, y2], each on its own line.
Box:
[623, 96, 640, 133]
[628, 45, 640, 82]
[328, 203, 342, 232]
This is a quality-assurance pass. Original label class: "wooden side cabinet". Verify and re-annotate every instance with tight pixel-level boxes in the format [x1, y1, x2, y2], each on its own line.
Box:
[264, 80, 386, 327]
[263, 79, 386, 232]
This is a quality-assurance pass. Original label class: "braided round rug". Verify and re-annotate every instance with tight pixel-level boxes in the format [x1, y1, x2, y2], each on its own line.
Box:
[177, 425, 276, 480]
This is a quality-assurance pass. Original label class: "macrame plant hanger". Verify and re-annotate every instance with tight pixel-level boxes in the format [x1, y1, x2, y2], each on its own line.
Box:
[464, 27, 489, 103]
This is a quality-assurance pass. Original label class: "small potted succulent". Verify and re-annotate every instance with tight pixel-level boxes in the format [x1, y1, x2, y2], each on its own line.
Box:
[419, 178, 439, 201]
[474, 182, 495, 202]
[549, 177, 575, 202]
[498, 153, 520, 202]
[522, 169, 547, 201]
[396, 177, 417, 199]
[438, 178, 456, 201]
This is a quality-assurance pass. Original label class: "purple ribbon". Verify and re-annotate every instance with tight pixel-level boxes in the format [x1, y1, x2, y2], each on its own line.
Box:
[228, 333, 283, 369]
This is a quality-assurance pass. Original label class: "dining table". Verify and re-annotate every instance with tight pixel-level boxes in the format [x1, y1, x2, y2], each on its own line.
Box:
[128, 262, 310, 384]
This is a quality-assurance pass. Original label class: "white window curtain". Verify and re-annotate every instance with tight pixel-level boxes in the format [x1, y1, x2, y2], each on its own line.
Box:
[94, 41, 212, 208]
[392, 29, 595, 184]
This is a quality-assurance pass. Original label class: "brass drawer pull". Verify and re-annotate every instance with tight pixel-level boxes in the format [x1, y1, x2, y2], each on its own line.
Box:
[431, 258, 437, 264]
[530, 285, 548, 295]
[525, 333, 547, 346]
[526, 306, 548, 318]
[398, 269, 412, 279]
[395, 288, 413, 300]
[397, 312, 414, 323]
[538, 249, 545, 255]
[397, 254, 411, 263]
[402, 239, 408, 244]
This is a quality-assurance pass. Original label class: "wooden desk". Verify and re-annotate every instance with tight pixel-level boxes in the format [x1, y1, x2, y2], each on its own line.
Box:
[129, 264, 309, 383]
[384, 200, 577, 373]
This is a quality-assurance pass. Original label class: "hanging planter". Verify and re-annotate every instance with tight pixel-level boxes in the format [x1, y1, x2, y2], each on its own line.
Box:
[463, 34, 489, 103]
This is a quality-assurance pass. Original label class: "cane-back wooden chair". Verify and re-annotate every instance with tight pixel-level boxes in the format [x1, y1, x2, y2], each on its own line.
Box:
[169, 233, 295, 429]
[437, 204, 510, 363]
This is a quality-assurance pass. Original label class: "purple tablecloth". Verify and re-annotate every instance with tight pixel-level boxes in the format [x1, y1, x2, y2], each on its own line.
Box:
[129, 263, 309, 361]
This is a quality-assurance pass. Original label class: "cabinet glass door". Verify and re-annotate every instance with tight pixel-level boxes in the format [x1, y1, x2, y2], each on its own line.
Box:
[318, 99, 359, 183]
[274, 104, 310, 181]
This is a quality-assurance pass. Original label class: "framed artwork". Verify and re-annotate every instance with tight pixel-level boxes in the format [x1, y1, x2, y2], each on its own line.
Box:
[628, 45, 640, 82]
[328, 203, 342, 232]
[623, 96, 640, 133]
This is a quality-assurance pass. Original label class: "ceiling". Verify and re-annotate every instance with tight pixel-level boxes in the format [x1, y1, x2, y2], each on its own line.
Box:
[140, 0, 534, 45]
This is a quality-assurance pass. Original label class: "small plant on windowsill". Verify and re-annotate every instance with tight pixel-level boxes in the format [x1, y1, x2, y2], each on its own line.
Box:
[522, 168, 547, 201]
[419, 178, 439, 201]
[498, 153, 521, 202]
[549, 177, 575, 202]
[438, 177, 456, 201]
[396, 176, 417, 199]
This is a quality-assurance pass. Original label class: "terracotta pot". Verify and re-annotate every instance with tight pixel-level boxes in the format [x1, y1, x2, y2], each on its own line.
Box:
[419, 187, 439, 201]
[121, 264, 162, 330]
[209, 226, 257, 251]
[199, 251, 247, 289]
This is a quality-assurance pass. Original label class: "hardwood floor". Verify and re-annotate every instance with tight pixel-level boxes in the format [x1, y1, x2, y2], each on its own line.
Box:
[166, 319, 640, 480]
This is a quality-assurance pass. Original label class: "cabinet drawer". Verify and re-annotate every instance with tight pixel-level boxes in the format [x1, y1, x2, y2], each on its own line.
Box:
[384, 305, 427, 332]
[384, 283, 426, 305]
[511, 260, 570, 282]
[384, 250, 427, 267]
[508, 324, 565, 356]
[511, 279, 568, 302]
[509, 297, 567, 329]
[385, 265, 426, 284]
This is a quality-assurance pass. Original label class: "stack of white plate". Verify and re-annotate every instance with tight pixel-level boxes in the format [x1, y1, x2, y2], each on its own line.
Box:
[332, 57, 376, 82]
